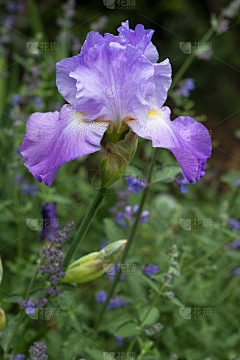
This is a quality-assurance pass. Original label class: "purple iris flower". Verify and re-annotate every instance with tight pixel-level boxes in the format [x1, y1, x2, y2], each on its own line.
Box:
[20, 20, 211, 186]
[40, 202, 60, 242]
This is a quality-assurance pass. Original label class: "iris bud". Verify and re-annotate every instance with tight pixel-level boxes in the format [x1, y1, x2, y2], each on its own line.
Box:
[99, 130, 138, 188]
[0, 306, 6, 331]
[62, 240, 127, 283]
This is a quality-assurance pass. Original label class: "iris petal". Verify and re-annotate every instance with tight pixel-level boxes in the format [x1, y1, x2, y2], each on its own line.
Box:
[20, 105, 109, 186]
[126, 107, 212, 183]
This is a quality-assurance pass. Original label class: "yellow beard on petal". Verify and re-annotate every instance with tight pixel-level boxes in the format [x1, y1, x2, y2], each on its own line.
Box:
[149, 110, 161, 118]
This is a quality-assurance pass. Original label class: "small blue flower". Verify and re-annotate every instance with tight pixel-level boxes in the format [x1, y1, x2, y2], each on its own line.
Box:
[95, 290, 107, 303]
[235, 178, 240, 187]
[11, 94, 20, 106]
[174, 173, 191, 193]
[142, 264, 160, 277]
[175, 78, 195, 97]
[125, 176, 147, 194]
[227, 218, 240, 232]
[232, 268, 240, 275]
[115, 336, 124, 346]
[9, 354, 25, 360]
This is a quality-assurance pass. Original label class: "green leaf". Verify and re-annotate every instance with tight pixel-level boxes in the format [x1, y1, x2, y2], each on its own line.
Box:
[137, 273, 160, 294]
[114, 321, 141, 337]
[84, 348, 104, 360]
[139, 306, 160, 326]
[103, 218, 125, 242]
[170, 297, 185, 308]
[3, 294, 23, 303]
[151, 165, 181, 184]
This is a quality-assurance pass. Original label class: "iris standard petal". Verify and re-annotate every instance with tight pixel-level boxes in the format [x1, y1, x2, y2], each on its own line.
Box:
[20, 105, 109, 186]
[56, 21, 170, 126]
[105, 20, 159, 63]
[125, 107, 212, 183]
[68, 41, 154, 125]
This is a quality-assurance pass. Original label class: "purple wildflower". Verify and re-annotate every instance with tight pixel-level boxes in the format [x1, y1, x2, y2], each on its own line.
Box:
[40, 222, 75, 297]
[18, 298, 48, 315]
[231, 268, 240, 275]
[34, 97, 42, 109]
[227, 218, 240, 232]
[100, 238, 108, 249]
[22, 183, 37, 196]
[142, 264, 160, 277]
[225, 240, 240, 249]
[125, 176, 147, 194]
[20, 21, 211, 187]
[11, 94, 21, 106]
[95, 290, 107, 303]
[29, 342, 48, 360]
[235, 179, 240, 187]
[175, 78, 195, 97]
[107, 297, 129, 309]
[115, 336, 124, 346]
[174, 173, 191, 193]
[90, 15, 108, 32]
[40, 202, 60, 242]
[222, 0, 240, 18]
[196, 50, 213, 61]
[217, 19, 231, 33]
[10, 355, 25, 360]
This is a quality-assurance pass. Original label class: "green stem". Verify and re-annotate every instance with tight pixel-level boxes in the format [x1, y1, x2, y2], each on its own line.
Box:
[94, 149, 158, 330]
[64, 186, 109, 268]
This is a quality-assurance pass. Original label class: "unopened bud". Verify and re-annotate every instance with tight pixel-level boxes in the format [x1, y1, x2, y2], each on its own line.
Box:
[0, 306, 6, 331]
[62, 240, 127, 283]
[99, 130, 138, 188]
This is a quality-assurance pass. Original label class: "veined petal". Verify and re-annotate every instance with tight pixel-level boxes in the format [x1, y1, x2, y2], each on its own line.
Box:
[105, 20, 159, 63]
[146, 58, 172, 109]
[68, 42, 154, 125]
[20, 105, 109, 186]
[126, 107, 212, 183]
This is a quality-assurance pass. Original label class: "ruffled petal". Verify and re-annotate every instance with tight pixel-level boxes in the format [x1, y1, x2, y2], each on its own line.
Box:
[105, 20, 159, 63]
[20, 105, 109, 186]
[125, 107, 212, 183]
[68, 42, 154, 125]
[80, 31, 104, 55]
[146, 59, 172, 109]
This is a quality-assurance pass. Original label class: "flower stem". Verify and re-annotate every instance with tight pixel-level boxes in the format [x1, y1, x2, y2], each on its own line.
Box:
[94, 148, 158, 330]
[64, 186, 109, 268]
